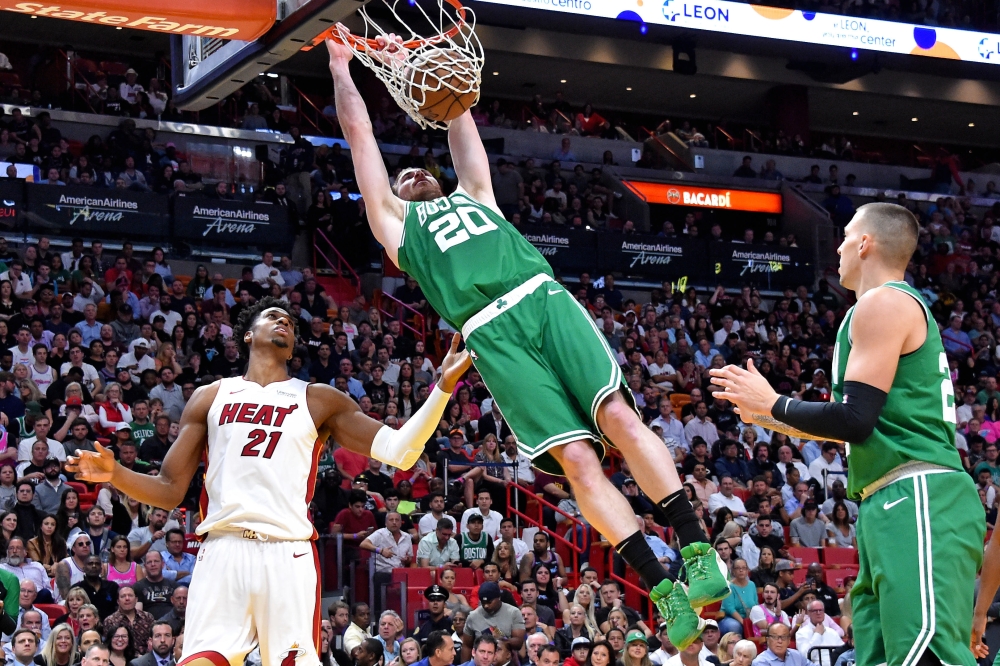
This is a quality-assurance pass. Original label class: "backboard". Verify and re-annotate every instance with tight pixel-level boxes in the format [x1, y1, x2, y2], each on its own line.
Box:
[170, 0, 372, 111]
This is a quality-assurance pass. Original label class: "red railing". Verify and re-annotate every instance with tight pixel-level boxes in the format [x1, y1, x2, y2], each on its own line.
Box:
[714, 126, 737, 151]
[638, 126, 694, 172]
[59, 51, 99, 115]
[374, 290, 427, 344]
[505, 480, 588, 585]
[291, 82, 340, 137]
[314, 228, 361, 289]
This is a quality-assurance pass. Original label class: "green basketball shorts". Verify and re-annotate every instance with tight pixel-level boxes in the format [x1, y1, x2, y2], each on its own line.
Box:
[461, 273, 637, 475]
[852, 469, 984, 666]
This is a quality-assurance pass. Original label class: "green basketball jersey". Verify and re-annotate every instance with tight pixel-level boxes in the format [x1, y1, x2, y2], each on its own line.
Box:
[397, 190, 553, 330]
[831, 281, 963, 499]
[460, 532, 490, 563]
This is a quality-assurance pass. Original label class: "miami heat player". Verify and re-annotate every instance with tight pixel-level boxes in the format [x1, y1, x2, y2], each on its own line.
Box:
[67, 297, 471, 666]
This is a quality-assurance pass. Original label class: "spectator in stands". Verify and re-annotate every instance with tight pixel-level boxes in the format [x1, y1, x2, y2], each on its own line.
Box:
[749, 584, 790, 636]
[162, 530, 194, 586]
[412, 586, 454, 645]
[708, 477, 748, 521]
[102, 586, 154, 655]
[492, 160, 524, 220]
[821, 186, 855, 227]
[241, 103, 268, 131]
[417, 518, 459, 568]
[344, 603, 371, 653]
[119, 70, 144, 106]
[789, 502, 824, 548]
[794, 601, 843, 666]
[733, 156, 756, 179]
[754, 623, 807, 666]
[461, 582, 525, 661]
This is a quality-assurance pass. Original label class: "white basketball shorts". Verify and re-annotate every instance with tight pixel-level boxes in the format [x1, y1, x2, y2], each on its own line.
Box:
[178, 532, 321, 666]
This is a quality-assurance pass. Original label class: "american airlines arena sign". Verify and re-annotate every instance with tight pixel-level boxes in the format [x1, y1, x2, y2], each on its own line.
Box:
[473, 0, 1000, 65]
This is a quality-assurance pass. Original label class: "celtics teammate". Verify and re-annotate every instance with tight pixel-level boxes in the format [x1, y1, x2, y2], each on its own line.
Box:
[326, 32, 728, 648]
[712, 203, 983, 666]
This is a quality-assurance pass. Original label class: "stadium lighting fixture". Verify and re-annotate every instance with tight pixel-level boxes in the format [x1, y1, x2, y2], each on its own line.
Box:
[853, 111, 858, 116]
[911, 117, 918, 121]
[492, 71, 498, 75]
[969, 123, 975, 127]
[560, 79, 567, 83]
[689, 93, 696, 98]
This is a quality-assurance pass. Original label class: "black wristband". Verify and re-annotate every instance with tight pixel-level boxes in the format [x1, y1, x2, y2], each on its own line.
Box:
[771, 380, 888, 442]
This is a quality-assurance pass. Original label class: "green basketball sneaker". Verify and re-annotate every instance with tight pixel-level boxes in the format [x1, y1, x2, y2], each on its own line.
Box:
[681, 542, 731, 608]
[650, 578, 706, 650]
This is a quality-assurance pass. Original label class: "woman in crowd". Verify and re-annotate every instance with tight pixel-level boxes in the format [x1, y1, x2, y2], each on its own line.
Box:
[492, 541, 518, 587]
[39, 623, 77, 666]
[52, 587, 91, 635]
[106, 536, 144, 587]
[307, 190, 334, 238]
[154, 343, 184, 375]
[0, 468, 16, 505]
[97, 383, 132, 437]
[0, 321, 13, 349]
[719, 559, 757, 637]
[56, 490, 81, 540]
[711, 507, 735, 542]
[27, 514, 66, 577]
[439, 401, 474, 443]
[730, 640, 757, 666]
[554, 604, 593, 658]
[18, 378, 47, 412]
[532, 565, 567, 615]
[826, 502, 858, 548]
[394, 379, 418, 421]
[600, 608, 629, 637]
[437, 568, 470, 615]
[450, 610, 467, 645]
[0, 281, 16, 321]
[565, 584, 599, 636]
[76, 604, 101, 637]
[185, 264, 212, 301]
[464, 433, 509, 509]
[106, 625, 135, 666]
[69, 256, 97, 293]
[455, 386, 480, 421]
[61, 383, 99, 426]
[49, 255, 71, 291]
[692, 500, 710, 537]
[586, 641, 615, 666]
[112, 495, 148, 535]
[397, 638, 421, 666]
[621, 631, 652, 666]
[751, 546, 779, 588]
[0, 511, 17, 555]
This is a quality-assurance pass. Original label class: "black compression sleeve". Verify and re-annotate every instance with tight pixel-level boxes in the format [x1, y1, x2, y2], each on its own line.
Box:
[771, 380, 888, 442]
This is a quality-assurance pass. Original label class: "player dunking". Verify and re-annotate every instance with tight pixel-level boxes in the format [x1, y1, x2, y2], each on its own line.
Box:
[326, 33, 728, 648]
[67, 297, 472, 666]
[712, 203, 983, 666]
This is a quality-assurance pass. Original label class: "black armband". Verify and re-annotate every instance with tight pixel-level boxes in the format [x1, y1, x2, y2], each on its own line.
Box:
[771, 380, 888, 442]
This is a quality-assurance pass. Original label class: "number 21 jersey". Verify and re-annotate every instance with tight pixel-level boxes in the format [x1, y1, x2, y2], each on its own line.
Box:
[831, 281, 962, 500]
[198, 376, 321, 540]
[397, 188, 552, 331]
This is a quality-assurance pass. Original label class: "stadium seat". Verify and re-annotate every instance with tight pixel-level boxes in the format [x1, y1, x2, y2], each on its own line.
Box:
[788, 547, 821, 566]
[822, 548, 859, 567]
[792, 568, 808, 585]
[452, 568, 475, 587]
[401, 568, 435, 589]
[224, 278, 239, 293]
[670, 394, 692, 408]
[732, 488, 750, 501]
[825, 567, 858, 589]
[743, 618, 757, 638]
[67, 481, 89, 495]
[36, 604, 64, 627]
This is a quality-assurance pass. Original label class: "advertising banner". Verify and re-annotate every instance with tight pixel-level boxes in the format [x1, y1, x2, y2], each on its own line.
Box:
[710, 241, 813, 287]
[599, 234, 709, 280]
[173, 198, 293, 249]
[474, 0, 1000, 66]
[0, 180, 23, 231]
[24, 184, 169, 236]
[521, 227, 598, 272]
[623, 181, 783, 214]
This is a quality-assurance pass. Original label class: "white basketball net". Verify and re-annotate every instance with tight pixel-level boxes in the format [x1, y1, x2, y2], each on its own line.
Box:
[337, 0, 483, 130]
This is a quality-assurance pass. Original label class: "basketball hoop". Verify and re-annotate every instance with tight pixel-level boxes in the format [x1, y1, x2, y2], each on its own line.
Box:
[308, 0, 483, 129]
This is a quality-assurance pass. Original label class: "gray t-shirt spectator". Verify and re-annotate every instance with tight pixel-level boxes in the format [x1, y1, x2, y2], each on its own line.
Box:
[790, 517, 827, 548]
[128, 525, 167, 554]
[491, 169, 523, 207]
[463, 602, 525, 641]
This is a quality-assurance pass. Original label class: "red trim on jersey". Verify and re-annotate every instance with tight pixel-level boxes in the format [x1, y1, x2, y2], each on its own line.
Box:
[178, 650, 230, 666]
[305, 437, 323, 540]
[312, 541, 322, 653]
[197, 449, 210, 541]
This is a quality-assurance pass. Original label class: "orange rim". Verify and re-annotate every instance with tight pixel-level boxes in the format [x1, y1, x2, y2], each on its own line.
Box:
[305, 0, 467, 51]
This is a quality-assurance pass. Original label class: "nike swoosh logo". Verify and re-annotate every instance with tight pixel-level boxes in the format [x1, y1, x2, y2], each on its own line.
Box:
[230, 389, 246, 394]
[293, 552, 309, 558]
[883, 497, 907, 510]
[548, 289, 561, 295]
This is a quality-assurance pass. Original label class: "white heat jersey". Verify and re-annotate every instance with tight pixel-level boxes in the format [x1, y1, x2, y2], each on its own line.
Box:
[198, 376, 321, 541]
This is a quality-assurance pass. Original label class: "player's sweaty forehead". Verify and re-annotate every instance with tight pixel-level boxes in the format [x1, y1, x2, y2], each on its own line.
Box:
[398, 168, 433, 184]
[259, 307, 292, 322]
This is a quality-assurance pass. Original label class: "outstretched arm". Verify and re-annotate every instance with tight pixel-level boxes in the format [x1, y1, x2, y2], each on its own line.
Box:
[448, 111, 496, 207]
[326, 31, 405, 265]
[66, 384, 215, 509]
[973, 526, 1000, 658]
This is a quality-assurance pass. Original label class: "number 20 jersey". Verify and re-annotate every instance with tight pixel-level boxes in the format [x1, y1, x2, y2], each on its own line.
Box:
[197, 376, 321, 540]
[831, 281, 963, 500]
[397, 188, 553, 331]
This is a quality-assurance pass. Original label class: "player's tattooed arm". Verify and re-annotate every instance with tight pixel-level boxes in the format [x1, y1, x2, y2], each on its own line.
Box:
[740, 410, 844, 444]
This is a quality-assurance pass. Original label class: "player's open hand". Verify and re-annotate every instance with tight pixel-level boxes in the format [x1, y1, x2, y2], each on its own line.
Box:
[373, 33, 407, 67]
[972, 612, 989, 659]
[439, 334, 472, 394]
[65, 442, 117, 484]
[710, 359, 780, 417]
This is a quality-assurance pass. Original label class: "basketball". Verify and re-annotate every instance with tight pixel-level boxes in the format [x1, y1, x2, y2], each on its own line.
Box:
[408, 46, 480, 123]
